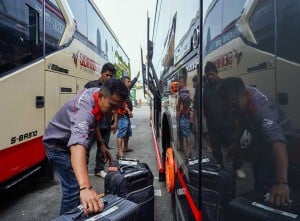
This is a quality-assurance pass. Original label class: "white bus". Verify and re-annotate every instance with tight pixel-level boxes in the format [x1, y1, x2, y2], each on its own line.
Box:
[0, 0, 130, 189]
[145, 0, 201, 220]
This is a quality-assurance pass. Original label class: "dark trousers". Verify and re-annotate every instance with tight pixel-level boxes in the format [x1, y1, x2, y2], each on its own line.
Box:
[207, 126, 223, 166]
[207, 125, 243, 169]
[95, 128, 111, 173]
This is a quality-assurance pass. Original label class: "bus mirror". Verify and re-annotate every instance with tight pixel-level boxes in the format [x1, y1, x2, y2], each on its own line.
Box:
[235, 0, 258, 45]
[56, 0, 76, 46]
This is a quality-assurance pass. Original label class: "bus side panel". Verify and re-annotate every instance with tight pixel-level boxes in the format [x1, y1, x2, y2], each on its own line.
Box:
[77, 78, 89, 93]
[0, 61, 45, 183]
[276, 59, 300, 130]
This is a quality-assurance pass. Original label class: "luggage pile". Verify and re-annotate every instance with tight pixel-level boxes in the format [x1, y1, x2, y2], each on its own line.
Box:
[201, 156, 300, 221]
[52, 158, 154, 221]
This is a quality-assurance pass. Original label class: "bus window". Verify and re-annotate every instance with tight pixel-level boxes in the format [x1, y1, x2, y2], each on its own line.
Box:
[223, 0, 246, 30]
[68, 0, 87, 37]
[45, 0, 65, 54]
[249, 0, 275, 53]
[28, 6, 39, 45]
[87, 2, 105, 55]
[203, 0, 222, 55]
[0, 1, 44, 76]
[277, 0, 300, 63]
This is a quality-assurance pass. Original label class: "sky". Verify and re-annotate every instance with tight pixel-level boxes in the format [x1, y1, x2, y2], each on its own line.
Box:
[94, 0, 212, 79]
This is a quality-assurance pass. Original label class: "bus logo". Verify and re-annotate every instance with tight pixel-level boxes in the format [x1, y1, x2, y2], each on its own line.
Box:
[73, 51, 79, 68]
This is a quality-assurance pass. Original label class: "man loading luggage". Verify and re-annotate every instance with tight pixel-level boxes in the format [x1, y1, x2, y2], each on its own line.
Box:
[217, 77, 292, 207]
[43, 79, 128, 215]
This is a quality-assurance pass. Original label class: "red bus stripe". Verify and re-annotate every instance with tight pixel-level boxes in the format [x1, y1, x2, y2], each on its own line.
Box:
[150, 120, 164, 173]
[176, 162, 201, 221]
[0, 136, 46, 183]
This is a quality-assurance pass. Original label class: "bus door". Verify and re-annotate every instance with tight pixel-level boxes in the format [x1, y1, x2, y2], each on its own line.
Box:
[45, 70, 77, 124]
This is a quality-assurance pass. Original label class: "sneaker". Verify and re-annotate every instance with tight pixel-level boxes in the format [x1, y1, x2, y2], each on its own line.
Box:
[95, 170, 107, 178]
[236, 169, 246, 180]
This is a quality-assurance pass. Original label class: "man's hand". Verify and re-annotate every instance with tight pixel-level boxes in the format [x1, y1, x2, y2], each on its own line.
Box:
[100, 143, 112, 165]
[80, 187, 104, 216]
[269, 183, 290, 207]
[127, 111, 133, 118]
[70, 145, 103, 215]
[111, 123, 117, 134]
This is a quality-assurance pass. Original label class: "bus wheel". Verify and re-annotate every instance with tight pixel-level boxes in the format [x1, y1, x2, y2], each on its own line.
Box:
[165, 147, 175, 193]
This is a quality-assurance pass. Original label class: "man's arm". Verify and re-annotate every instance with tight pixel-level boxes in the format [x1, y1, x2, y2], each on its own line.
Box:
[269, 141, 290, 206]
[70, 144, 103, 215]
[129, 72, 140, 90]
[94, 126, 112, 163]
[112, 111, 118, 134]
[125, 106, 133, 118]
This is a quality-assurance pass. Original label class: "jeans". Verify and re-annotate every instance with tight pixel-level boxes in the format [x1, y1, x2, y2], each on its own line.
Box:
[179, 116, 191, 137]
[117, 116, 132, 138]
[46, 149, 80, 215]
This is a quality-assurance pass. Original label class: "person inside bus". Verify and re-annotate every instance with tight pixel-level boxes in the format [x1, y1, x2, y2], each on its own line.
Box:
[217, 77, 291, 207]
[43, 79, 128, 215]
[203, 61, 246, 179]
[116, 72, 140, 158]
[84, 62, 117, 178]
[177, 72, 192, 159]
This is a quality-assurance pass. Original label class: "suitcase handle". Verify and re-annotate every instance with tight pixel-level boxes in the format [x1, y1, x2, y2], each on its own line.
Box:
[120, 165, 140, 174]
[202, 163, 222, 172]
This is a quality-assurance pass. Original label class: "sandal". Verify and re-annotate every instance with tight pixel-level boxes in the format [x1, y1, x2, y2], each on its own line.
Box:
[123, 148, 133, 152]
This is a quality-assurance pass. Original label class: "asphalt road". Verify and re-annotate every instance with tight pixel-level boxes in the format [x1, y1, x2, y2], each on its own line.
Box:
[0, 105, 173, 221]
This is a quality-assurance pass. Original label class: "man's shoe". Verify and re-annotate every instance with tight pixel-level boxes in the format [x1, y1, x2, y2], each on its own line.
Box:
[95, 170, 107, 178]
[236, 169, 246, 180]
[107, 146, 115, 149]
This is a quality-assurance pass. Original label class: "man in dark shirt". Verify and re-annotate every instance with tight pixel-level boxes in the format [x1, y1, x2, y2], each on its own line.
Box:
[203, 61, 245, 179]
[84, 62, 117, 178]
[217, 77, 291, 207]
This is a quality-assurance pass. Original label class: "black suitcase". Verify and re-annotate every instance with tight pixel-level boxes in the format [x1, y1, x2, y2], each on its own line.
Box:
[52, 194, 140, 221]
[228, 191, 300, 221]
[105, 162, 154, 221]
[201, 163, 236, 221]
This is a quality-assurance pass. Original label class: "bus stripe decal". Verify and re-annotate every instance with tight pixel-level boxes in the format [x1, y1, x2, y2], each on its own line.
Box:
[0, 137, 46, 183]
[150, 120, 164, 173]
